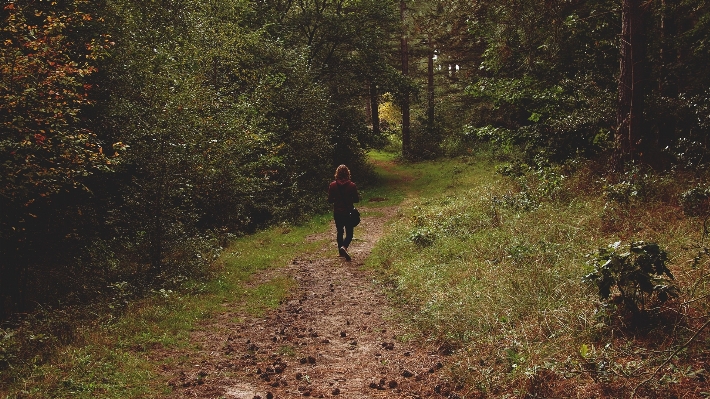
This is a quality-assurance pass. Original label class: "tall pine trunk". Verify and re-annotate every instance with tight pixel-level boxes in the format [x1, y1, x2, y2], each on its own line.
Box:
[616, 0, 648, 165]
[400, 0, 411, 158]
[427, 34, 435, 131]
[370, 82, 380, 137]
[654, 0, 677, 165]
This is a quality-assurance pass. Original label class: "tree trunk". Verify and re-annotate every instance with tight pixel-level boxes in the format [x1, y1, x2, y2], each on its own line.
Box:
[370, 82, 380, 137]
[615, 0, 647, 166]
[427, 34, 435, 131]
[400, 0, 411, 158]
[655, 0, 676, 162]
[147, 147, 168, 282]
[365, 83, 372, 125]
[147, 194, 164, 283]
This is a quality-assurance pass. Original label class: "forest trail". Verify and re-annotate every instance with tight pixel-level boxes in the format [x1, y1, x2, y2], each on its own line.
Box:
[155, 170, 451, 398]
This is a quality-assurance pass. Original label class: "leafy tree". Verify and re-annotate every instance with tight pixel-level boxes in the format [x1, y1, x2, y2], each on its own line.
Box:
[0, 0, 114, 317]
[0, 0, 352, 315]
[253, 0, 400, 167]
[93, 0, 338, 281]
[0, 1, 112, 212]
[459, 0, 710, 170]
[405, 0, 479, 158]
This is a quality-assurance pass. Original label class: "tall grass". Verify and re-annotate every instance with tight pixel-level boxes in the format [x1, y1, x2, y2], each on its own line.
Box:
[367, 156, 710, 397]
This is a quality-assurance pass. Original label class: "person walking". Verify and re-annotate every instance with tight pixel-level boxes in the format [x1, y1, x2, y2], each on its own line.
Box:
[328, 164, 360, 261]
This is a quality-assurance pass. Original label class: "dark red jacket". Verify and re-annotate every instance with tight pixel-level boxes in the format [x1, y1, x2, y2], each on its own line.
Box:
[328, 179, 359, 214]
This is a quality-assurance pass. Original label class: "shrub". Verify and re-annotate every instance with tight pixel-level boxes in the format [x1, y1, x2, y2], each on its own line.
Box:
[584, 241, 679, 316]
[408, 228, 436, 248]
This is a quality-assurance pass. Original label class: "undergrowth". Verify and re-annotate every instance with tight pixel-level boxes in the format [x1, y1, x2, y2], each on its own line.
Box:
[0, 216, 331, 399]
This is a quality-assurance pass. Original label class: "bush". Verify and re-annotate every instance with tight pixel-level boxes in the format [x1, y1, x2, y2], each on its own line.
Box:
[584, 241, 679, 316]
[408, 227, 436, 248]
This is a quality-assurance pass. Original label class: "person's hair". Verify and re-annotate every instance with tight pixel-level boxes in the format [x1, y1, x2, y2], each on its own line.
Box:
[334, 164, 351, 180]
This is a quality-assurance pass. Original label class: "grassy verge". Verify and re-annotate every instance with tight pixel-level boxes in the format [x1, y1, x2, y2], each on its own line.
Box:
[0, 215, 332, 399]
[366, 156, 710, 397]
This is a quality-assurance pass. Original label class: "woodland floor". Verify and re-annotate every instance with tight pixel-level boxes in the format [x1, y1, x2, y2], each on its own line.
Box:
[153, 203, 454, 398]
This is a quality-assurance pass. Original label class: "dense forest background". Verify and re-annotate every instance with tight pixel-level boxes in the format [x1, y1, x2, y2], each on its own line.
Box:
[2, 0, 710, 324]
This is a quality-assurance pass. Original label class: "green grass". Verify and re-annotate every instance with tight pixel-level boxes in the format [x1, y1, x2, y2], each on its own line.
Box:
[362, 150, 499, 206]
[358, 150, 410, 206]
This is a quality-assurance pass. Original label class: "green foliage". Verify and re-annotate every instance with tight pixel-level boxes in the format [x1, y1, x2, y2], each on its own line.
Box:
[462, 0, 619, 163]
[463, 125, 515, 156]
[494, 157, 573, 207]
[465, 73, 616, 162]
[584, 241, 679, 315]
[463, 1, 638, 163]
[0, 0, 119, 320]
[672, 136, 710, 170]
[252, 0, 398, 169]
[0, 327, 17, 371]
[461, 0, 710, 169]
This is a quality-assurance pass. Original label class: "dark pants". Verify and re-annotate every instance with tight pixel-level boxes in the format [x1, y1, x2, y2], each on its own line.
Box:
[334, 212, 353, 248]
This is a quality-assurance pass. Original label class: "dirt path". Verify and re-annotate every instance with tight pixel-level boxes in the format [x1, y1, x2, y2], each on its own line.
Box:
[157, 204, 452, 399]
